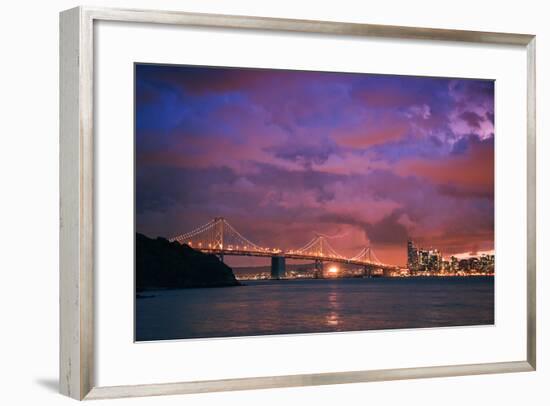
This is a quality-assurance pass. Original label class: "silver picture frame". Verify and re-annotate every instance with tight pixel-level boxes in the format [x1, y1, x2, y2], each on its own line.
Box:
[59, 6, 536, 400]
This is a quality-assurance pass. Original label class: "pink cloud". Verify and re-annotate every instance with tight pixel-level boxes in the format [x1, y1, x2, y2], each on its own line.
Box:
[394, 139, 494, 190]
[331, 113, 410, 149]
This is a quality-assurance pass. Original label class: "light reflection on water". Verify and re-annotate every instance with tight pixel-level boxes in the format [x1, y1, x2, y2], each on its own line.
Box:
[326, 290, 341, 327]
[136, 277, 494, 341]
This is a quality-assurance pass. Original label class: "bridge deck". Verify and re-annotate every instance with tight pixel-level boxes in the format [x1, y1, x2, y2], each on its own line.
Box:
[195, 248, 396, 270]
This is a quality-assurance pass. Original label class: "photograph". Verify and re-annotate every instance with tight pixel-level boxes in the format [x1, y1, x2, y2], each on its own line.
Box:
[134, 63, 495, 341]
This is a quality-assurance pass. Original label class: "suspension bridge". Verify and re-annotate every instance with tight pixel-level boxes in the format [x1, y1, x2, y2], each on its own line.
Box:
[169, 217, 398, 279]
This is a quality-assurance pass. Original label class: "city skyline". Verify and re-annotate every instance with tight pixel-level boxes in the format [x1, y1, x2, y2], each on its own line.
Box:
[136, 64, 495, 266]
[407, 238, 494, 275]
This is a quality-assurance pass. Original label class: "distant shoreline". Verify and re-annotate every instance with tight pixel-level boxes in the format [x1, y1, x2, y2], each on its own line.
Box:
[236, 273, 494, 281]
[136, 275, 494, 292]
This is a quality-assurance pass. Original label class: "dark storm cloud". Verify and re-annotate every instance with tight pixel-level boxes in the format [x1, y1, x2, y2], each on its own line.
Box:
[136, 165, 239, 213]
[459, 111, 485, 129]
[364, 210, 410, 245]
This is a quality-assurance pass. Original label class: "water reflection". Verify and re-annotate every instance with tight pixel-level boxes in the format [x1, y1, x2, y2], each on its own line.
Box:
[136, 277, 494, 341]
[325, 289, 341, 327]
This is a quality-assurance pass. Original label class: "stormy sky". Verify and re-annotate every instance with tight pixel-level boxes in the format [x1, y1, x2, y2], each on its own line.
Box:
[135, 64, 494, 266]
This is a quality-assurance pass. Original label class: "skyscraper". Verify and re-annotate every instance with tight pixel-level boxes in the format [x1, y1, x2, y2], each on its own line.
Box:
[407, 240, 442, 273]
[407, 240, 418, 272]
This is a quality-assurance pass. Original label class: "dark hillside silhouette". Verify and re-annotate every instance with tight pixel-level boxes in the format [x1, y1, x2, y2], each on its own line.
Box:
[136, 233, 240, 290]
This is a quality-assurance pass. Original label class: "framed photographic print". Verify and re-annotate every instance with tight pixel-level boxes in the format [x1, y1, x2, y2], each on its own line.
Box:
[60, 6, 536, 400]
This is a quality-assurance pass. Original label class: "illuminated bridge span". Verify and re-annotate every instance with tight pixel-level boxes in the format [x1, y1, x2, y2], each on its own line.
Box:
[169, 217, 398, 278]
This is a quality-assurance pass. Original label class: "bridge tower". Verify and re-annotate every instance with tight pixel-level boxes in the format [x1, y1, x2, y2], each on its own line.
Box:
[271, 256, 286, 280]
[364, 248, 371, 277]
[314, 259, 323, 279]
[363, 265, 372, 278]
[214, 217, 224, 262]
